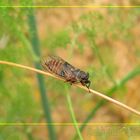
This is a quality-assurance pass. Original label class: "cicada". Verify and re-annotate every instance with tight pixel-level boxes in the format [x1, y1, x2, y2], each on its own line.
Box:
[41, 56, 91, 89]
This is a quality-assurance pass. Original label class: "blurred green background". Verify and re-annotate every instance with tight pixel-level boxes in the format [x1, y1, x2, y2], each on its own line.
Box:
[0, 0, 140, 140]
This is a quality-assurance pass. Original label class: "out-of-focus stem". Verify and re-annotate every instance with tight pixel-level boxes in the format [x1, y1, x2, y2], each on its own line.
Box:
[65, 86, 83, 140]
[27, 8, 56, 140]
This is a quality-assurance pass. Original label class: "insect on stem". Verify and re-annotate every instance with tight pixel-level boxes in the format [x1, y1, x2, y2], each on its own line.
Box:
[0, 60, 140, 116]
[41, 56, 91, 90]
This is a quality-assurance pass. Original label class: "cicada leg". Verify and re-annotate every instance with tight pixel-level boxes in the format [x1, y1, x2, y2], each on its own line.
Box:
[65, 78, 77, 85]
[80, 81, 91, 93]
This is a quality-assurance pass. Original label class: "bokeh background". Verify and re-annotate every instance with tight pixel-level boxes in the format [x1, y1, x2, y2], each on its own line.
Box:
[0, 0, 140, 140]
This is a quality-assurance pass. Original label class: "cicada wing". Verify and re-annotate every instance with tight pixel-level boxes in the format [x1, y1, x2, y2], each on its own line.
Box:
[41, 57, 53, 73]
[41, 56, 65, 78]
[48, 55, 65, 63]
[47, 56, 75, 78]
[41, 55, 77, 80]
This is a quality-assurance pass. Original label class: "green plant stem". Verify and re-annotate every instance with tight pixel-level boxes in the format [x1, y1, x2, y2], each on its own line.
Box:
[23, 124, 34, 140]
[65, 86, 83, 140]
[27, 8, 56, 140]
[74, 66, 140, 139]
[90, 39, 116, 84]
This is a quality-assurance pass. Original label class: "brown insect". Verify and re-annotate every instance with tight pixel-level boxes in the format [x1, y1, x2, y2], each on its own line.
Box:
[41, 56, 91, 89]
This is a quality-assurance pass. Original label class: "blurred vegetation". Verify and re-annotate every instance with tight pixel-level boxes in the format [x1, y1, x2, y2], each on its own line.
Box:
[1, 0, 140, 6]
[0, 0, 140, 139]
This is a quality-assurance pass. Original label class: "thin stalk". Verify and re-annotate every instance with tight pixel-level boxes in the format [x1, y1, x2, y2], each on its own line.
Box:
[27, 8, 56, 140]
[78, 66, 140, 133]
[0, 60, 140, 117]
[65, 86, 83, 140]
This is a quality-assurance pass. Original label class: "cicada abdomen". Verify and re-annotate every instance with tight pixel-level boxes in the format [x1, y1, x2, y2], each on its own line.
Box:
[41, 56, 66, 78]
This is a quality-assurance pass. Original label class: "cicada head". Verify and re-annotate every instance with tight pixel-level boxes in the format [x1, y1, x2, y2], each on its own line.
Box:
[79, 71, 91, 89]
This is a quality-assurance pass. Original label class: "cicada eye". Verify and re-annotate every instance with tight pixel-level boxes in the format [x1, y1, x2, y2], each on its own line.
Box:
[80, 71, 88, 80]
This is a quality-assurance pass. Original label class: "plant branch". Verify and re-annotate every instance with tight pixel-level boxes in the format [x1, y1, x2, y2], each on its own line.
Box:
[65, 86, 83, 140]
[77, 65, 140, 135]
[0, 60, 140, 117]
